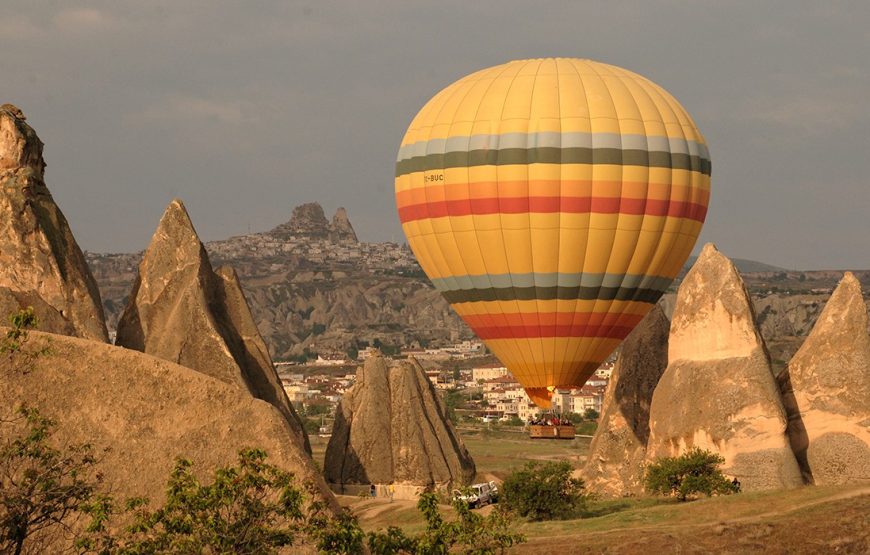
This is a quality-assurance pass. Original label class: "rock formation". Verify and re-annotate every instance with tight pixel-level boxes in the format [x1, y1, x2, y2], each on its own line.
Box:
[330, 207, 358, 242]
[646, 243, 803, 491]
[582, 304, 670, 496]
[268, 202, 358, 243]
[0, 331, 338, 515]
[116, 199, 310, 453]
[777, 272, 870, 485]
[0, 104, 108, 341]
[324, 353, 475, 489]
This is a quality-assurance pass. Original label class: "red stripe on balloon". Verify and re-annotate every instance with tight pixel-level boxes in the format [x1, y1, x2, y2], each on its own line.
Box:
[463, 311, 645, 328]
[397, 196, 708, 223]
[461, 311, 645, 339]
[472, 324, 637, 340]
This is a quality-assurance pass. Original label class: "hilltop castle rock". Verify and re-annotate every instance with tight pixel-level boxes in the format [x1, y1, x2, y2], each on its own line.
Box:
[330, 206, 358, 242]
[0, 331, 338, 517]
[324, 353, 475, 490]
[269, 202, 358, 243]
[0, 104, 108, 341]
[778, 272, 870, 485]
[116, 199, 310, 454]
[582, 304, 670, 496]
[646, 244, 803, 491]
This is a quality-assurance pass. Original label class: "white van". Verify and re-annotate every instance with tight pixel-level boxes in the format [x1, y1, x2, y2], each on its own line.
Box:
[453, 482, 495, 508]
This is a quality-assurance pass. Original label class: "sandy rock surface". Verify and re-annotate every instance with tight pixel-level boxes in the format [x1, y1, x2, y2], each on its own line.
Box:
[647, 244, 803, 491]
[583, 304, 670, 496]
[778, 272, 870, 485]
[0, 331, 337, 513]
[0, 105, 108, 341]
[116, 199, 310, 453]
[325, 353, 475, 488]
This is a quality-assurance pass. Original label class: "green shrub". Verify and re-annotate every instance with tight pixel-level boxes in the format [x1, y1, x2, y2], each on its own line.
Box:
[0, 406, 102, 555]
[366, 492, 524, 554]
[78, 449, 325, 553]
[501, 461, 587, 521]
[644, 447, 740, 501]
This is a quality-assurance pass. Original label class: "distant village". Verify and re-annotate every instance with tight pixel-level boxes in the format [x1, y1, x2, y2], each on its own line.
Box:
[207, 232, 420, 273]
[276, 339, 610, 432]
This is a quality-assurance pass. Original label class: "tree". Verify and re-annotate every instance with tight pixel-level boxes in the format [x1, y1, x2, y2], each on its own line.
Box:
[443, 390, 466, 425]
[0, 407, 103, 555]
[644, 447, 740, 501]
[2, 308, 49, 374]
[78, 448, 352, 554]
[501, 461, 587, 521]
[366, 492, 524, 554]
[582, 408, 599, 421]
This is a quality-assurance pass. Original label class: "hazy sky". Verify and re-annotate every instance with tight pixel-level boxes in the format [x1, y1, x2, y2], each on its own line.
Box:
[1, 1, 867, 270]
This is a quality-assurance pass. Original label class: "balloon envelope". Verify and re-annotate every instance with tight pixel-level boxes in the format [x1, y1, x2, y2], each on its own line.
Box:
[395, 58, 710, 408]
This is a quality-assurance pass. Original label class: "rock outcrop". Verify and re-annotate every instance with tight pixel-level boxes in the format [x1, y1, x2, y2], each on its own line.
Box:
[330, 207, 358, 242]
[324, 353, 475, 489]
[777, 272, 870, 485]
[269, 202, 358, 243]
[116, 199, 310, 453]
[646, 244, 803, 491]
[582, 304, 670, 496]
[0, 331, 337, 515]
[0, 104, 108, 341]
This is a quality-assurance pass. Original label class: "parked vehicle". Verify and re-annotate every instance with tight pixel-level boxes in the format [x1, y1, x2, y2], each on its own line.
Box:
[453, 482, 496, 508]
[487, 481, 499, 502]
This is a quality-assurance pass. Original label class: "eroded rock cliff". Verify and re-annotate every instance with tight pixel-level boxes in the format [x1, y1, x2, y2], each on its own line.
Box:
[582, 304, 670, 496]
[324, 353, 475, 488]
[0, 104, 107, 341]
[0, 331, 337, 514]
[646, 243, 803, 491]
[778, 272, 870, 485]
[116, 199, 310, 453]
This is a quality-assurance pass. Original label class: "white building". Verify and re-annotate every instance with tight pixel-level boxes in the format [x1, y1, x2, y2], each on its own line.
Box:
[473, 365, 509, 382]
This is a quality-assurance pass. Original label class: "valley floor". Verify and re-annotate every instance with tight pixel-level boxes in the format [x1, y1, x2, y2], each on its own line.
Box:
[312, 430, 869, 554]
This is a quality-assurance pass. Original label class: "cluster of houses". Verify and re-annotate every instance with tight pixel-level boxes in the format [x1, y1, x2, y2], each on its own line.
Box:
[206, 232, 418, 271]
[474, 364, 609, 422]
[277, 353, 612, 432]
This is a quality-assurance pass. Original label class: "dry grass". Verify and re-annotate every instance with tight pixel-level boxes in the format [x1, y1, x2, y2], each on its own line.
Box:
[315, 424, 869, 553]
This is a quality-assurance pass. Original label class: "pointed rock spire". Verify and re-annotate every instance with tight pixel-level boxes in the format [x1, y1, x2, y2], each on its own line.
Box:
[582, 304, 670, 496]
[213, 265, 311, 454]
[778, 272, 870, 485]
[324, 354, 475, 492]
[330, 207, 358, 242]
[116, 199, 310, 454]
[646, 243, 803, 491]
[0, 104, 108, 341]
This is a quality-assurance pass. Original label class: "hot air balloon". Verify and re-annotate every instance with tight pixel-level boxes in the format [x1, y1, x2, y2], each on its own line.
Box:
[395, 58, 710, 408]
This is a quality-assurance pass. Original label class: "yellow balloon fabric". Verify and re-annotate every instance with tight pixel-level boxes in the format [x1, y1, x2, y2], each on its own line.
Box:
[395, 59, 710, 408]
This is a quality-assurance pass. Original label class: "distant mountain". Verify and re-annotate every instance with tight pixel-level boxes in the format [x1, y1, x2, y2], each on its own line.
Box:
[682, 256, 789, 275]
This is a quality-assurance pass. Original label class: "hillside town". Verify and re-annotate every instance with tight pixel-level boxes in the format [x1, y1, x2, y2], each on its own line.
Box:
[276, 340, 610, 433]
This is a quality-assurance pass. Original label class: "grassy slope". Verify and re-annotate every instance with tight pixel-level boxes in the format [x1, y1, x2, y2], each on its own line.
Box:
[316, 428, 869, 553]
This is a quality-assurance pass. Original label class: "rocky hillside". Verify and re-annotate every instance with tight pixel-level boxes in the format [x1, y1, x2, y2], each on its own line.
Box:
[87, 203, 471, 360]
[86, 203, 870, 363]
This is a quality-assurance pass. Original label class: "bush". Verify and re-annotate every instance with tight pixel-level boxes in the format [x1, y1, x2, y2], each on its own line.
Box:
[501, 461, 587, 521]
[644, 447, 740, 501]
[0, 406, 103, 555]
[2, 307, 50, 373]
[78, 448, 357, 554]
[366, 492, 524, 554]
